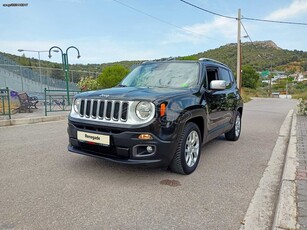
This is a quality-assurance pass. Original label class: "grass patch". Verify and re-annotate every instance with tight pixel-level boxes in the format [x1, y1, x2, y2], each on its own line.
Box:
[292, 92, 307, 100]
[241, 87, 268, 103]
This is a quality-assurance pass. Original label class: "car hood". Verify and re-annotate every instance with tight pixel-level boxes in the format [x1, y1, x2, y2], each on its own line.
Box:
[75, 87, 196, 102]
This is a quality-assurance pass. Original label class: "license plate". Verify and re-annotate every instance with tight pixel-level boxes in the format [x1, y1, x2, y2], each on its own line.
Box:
[77, 131, 110, 146]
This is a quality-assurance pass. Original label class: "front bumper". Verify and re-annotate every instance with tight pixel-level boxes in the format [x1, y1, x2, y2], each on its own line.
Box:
[67, 121, 178, 168]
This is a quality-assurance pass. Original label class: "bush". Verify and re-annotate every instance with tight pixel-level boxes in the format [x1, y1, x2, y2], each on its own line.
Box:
[97, 65, 130, 89]
[242, 65, 260, 89]
[77, 76, 99, 91]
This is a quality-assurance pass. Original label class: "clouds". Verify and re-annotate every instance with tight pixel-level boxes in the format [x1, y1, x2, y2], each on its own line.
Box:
[0, 37, 167, 64]
[163, 16, 237, 45]
[1, 0, 306, 64]
[163, 0, 307, 50]
[265, 0, 307, 20]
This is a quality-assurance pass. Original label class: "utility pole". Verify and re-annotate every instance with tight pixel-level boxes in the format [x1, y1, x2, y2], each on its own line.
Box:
[236, 9, 242, 93]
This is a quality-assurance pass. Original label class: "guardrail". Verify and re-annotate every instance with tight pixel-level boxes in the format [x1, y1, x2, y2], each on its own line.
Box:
[44, 88, 80, 116]
[0, 87, 11, 119]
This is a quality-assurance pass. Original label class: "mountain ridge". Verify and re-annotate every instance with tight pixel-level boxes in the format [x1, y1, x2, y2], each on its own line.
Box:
[1, 40, 306, 83]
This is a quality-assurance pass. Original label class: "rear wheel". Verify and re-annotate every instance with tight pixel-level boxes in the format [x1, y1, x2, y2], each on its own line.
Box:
[170, 122, 201, 175]
[225, 111, 241, 141]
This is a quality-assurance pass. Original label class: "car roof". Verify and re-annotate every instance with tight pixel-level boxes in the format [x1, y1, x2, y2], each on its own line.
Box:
[142, 58, 230, 69]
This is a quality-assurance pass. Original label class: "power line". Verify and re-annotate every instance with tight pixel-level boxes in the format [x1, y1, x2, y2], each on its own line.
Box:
[112, 0, 187, 32]
[240, 21, 265, 60]
[179, 0, 236, 20]
[111, 0, 227, 42]
[242, 17, 307, 26]
[179, 0, 307, 26]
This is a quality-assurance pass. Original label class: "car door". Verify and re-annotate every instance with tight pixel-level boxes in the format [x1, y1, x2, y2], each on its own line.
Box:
[218, 67, 236, 128]
[204, 65, 229, 135]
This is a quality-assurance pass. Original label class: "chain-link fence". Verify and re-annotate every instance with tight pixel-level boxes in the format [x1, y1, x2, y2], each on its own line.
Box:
[0, 53, 100, 95]
[0, 64, 81, 92]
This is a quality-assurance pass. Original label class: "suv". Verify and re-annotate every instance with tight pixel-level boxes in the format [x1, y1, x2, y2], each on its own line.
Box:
[67, 58, 243, 174]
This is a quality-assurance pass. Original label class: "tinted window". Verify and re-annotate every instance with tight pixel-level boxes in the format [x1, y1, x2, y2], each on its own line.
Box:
[219, 68, 232, 88]
[206, 67, 218, 89]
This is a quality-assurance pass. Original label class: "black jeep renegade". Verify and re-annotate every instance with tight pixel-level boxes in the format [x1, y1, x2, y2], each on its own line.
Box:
[67, 58, 243, 174]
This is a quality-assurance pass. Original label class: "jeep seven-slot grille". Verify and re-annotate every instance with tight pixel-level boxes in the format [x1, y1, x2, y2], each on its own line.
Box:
[79, 99, 129, 122]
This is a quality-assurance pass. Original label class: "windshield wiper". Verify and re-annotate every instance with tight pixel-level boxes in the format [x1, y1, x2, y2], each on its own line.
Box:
[117, 84, 127, 87]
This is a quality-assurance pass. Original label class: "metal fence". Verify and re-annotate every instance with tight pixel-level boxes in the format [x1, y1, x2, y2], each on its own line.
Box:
[0, 53, 84, 93]
[0, 87, 11, 119]
[0, 64, 80, 92]
[44, 89, 80, 116]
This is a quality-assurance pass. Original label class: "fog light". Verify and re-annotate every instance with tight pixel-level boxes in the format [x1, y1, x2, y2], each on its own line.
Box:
[138, 134, 153, 140]
[147, 146, 153, 153]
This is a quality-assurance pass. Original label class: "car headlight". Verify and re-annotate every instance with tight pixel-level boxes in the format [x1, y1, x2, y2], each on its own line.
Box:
[73, 98, 81, 113]
[135, 101, 154, 120]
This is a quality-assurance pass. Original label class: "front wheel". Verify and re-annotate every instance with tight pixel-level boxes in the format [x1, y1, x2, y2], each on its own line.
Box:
[169, 122, 201, 175]
[225, 111, 241, 141]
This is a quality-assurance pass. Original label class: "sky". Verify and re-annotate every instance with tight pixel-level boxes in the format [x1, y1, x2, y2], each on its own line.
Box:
[1, 0, 307, 64]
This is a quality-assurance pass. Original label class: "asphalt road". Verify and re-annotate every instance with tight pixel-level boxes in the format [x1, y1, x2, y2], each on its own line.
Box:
[0, 98, 297, 230]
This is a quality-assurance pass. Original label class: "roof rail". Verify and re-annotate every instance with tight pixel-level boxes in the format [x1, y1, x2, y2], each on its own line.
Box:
[142, 57, 177, 64]
[154, 57, 176, 62]
[198, 58, 228, 67]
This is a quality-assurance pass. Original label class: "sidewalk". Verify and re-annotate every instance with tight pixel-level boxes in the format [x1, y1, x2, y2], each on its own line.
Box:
[296, 115, 307, 229]
[273, 113, 307, 230]
[0, 105, 70, 127]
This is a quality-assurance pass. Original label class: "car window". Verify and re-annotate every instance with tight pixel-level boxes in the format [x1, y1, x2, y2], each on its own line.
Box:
[121, 62, 200, 89]
[206, 67, 218, 90]
[219, 68, 232, 89]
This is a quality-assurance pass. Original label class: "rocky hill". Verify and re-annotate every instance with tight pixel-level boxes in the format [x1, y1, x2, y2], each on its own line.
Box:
[1, 40, 307, 82]
[179, 40, 307, 72]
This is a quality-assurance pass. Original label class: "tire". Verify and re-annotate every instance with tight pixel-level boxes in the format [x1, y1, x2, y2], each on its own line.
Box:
[225, 111, 241, 141]
[170, 122, 201, 175]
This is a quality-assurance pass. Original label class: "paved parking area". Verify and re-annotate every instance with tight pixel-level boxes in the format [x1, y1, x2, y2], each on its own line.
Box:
[0, 98, 297, 229]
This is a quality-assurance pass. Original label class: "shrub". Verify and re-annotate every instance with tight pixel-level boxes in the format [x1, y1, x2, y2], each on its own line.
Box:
[97, 65, 130, 89]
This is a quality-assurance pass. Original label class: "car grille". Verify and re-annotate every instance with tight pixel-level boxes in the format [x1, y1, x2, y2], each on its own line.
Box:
[78, 99, 129, 122]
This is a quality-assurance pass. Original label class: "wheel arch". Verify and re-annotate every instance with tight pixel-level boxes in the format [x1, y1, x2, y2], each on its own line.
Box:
[237, 106, 243, 117]
[186, 116, 204, 143]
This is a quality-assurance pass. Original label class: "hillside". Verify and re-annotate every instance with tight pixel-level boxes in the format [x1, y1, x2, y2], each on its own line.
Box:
[1, 40, 307, 83]
[179, 40, 307, 73]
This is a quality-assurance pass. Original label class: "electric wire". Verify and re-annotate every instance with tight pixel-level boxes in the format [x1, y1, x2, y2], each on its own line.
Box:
[179, 0, 307, 26]
[240, 21, 266, 60]
[242, 17, 307, 26]
[178, 0, 236, 20]
[111, 0, 227, 43]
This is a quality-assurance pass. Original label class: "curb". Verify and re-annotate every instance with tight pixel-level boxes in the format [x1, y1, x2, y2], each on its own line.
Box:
[273, 112, 299, 229]
[0, 114, 68, 127]
[240, 110, 294, 230]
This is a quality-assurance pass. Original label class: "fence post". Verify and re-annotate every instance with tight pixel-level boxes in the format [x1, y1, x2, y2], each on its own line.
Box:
[6, 87, 11, 119]
[1, 92, 5, 116]
[44, 88, 47, 116]
[62, 95, 65, 111]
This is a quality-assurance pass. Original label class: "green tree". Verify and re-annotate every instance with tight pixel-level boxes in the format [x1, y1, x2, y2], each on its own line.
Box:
[97, 65, 130, 89]
[242, 65, 260, 89]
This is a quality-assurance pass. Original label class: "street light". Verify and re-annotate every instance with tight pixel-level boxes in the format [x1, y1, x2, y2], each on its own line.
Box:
[48, 46, 81, 106]
[17, 49, 59, 92]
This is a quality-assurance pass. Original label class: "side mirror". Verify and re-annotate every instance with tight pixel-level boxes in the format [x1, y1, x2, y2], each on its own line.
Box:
[210, 80, 226, 90]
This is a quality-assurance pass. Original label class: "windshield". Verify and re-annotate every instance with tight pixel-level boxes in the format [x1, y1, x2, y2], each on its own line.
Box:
[120, 62, 200, 89]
